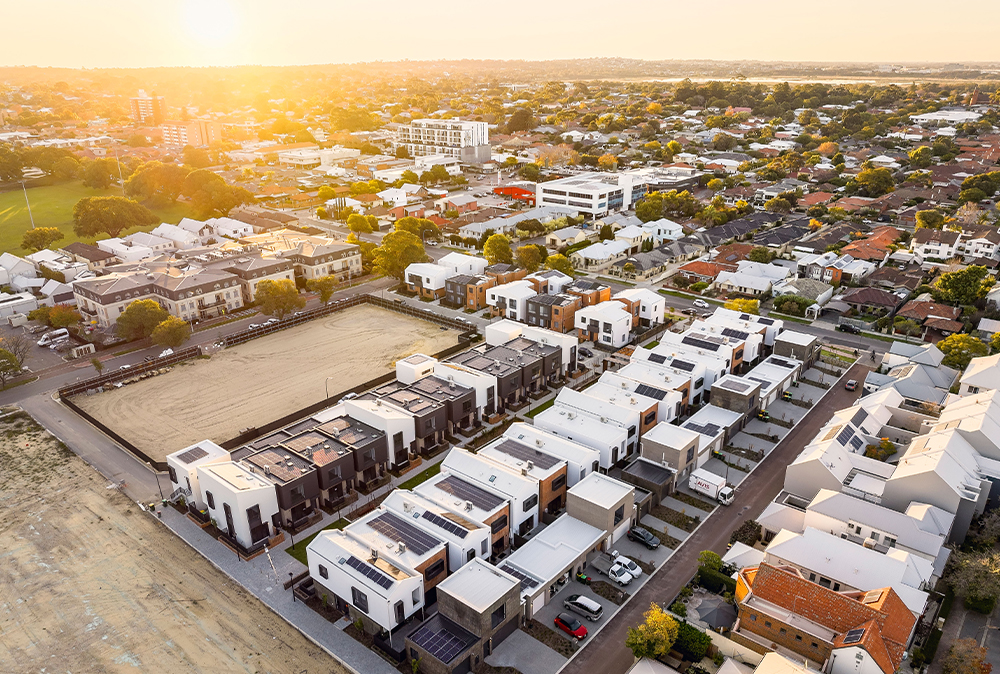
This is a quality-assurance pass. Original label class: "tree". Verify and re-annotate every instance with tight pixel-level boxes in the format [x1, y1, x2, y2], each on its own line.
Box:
[483, 234, 513, 265]
[636, 194, 665, 222]
[992, 332, 1000, 354]
[748, 247, 774, 263]
[48, 304, 81, 328]
[942, 638, 992, 674]
[764, 197, 792, 213]
[395, 216, 439, 240]
[124, 161, 188, 204]
[182, 145, 212, 169]
[909, 146, 934, 169]
[91, 356, 104, 375]
[516, 245, 542, 272]
[505, 108, 535, 133]
[116, 299, 169, 341]
[519, 163, 541, 182]
[255, 279, 305, 319]
[308, 275, 338, 304]
[852, 167, 895, 197]
[936, 265, 994, 305]
[0, 333, 31, 370]
[599, 224, 614, 241]
[707, 178, 725, 192]
[82, 158, 116, 189]
[698, 550, 723, 572]
[151, 316, 192, 348]
[625, 603, 679, 660]
[28, 306, 52, 325]
[893, 318, 922, 340]
[598, 154, 618, 172]
[0, 143, 22, 182]
[73, 196, 158, 238]
[545, 253, 574, 276]
[316, 206, 328, 219]
[938, 334, 989, 370]
[0, 348, 22, 389]
[666, 140, 682, 155]
[724, 299, 759, 314]
[916, 209, 946, 230]
[347, 213, 374, 234]
[373, 230, 426, 280]
[317, 185, 336, 201]
[21, 227, 64, 253]
[646, 102, 663, 115]
[181, 169, 253, 218]
[817, 141, 839, 156]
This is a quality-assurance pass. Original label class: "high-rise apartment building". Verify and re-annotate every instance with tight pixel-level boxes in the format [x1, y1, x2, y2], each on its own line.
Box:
[130, 90, 165, 125]
[161, 119, 224, 147]
[395, 119, 490, 164]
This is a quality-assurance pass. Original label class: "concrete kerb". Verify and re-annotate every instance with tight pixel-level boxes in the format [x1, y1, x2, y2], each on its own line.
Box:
[554, 357, 860, 674]
[156, 514, 368, 674]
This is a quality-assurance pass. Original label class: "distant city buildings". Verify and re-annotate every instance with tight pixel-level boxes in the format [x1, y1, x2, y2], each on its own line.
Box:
[161, 119, 223, 147]
[394, 119, 490, 164]
[129, 90, 165, 126]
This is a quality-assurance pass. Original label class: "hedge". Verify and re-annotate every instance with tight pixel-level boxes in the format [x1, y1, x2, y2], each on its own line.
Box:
[697, 565, 737, 594]
[923, 627, 943, 664]
[674, 622, 712, 661]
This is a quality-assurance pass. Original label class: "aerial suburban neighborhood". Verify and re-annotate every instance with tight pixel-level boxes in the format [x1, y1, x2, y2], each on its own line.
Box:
[2, 11, 1000, 674]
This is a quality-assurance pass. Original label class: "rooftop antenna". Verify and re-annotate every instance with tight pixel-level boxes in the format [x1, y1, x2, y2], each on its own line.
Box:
[21, 181, 35, 229]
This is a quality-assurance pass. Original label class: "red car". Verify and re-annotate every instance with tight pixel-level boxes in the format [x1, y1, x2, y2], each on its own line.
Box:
[554, 612, 588, 640]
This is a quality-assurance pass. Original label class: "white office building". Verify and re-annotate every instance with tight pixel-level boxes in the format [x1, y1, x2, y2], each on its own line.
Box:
[395, 119, 490, 163]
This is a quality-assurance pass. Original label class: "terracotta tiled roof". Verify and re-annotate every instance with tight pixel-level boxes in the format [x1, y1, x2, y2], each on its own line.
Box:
[678, 260, 732, 278]
[897, 300, 961, 322]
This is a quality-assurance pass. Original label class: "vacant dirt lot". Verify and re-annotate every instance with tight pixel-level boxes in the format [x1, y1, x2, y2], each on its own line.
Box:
[0, 409, 345, 674]
[75, 305, 460, 460]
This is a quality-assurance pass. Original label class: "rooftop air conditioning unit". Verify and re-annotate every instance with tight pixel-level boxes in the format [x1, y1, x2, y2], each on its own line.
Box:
[263, 465, 271, 475]
[526, 461, 534, 470]
[371, 548, 379, 561]
[465, 500, 474, 511]
[398, 541, 406, 553]
[535, 439, 543, 447]
[521, 467, 528, 476]
[863, 538, 878, 549]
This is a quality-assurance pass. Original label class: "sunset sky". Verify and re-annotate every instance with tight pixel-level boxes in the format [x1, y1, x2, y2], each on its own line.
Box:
[4, 0, 1000, 68]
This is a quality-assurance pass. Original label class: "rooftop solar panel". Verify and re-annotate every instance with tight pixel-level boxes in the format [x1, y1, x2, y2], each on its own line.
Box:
[421, 510, 469, 539]
[769, 357, 794, 368]
[647, 353, 667, 364]
[682, 335, 722, 351]
[850, 408, 868, 429]
[176, 446, 209, 464]
[720, 379, 751, 393]
[850, 436, 865, 451]
[434, 475, 505, 511]
[500, 564, 539, 589]
[721, 327, 750, 341]
[758, 318, 775, 325]
[345, 555, 394, 590]
[671, 360, 695, 372]
[843, 628, 865, 645]
[836, 426, 854, 447]
[685, 422, 721, 437]
[634, 384, 667, 400]
[411, 622, 474, 664]
[367, 511, 440, 555]
[491, 439, 561, 469]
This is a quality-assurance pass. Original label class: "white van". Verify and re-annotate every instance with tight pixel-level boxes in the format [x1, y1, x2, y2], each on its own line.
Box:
[37, 328, 69, 347]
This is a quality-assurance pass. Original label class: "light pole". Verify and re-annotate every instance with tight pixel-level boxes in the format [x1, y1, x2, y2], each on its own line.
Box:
[325, 376, 337, 399]
[21, 181, 35, 229]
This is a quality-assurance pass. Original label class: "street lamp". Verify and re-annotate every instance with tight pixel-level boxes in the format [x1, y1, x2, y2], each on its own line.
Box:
[289, 572, 296, 602]
[20, 181, 35, 230]
[325, 376, 337, 399]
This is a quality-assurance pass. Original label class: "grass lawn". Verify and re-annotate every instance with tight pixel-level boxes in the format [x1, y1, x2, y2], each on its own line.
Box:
[644, 340, 660, 348]
[285, 518, 349, 566]
[0, 180, 193, 254]
[766, 311, 812, 325]
[525, 397, 556, 418]
[598, 276, 633, 286]
[397, 461, 442, 491]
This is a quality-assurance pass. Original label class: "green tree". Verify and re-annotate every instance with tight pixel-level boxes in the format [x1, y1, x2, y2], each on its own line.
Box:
[724, 298, 759, 314]
[124, 161, 189, 204]
[764, 197, 792, 213]
[515, 245, 542, 272]
[395, 216, 439, 240]
[151, 316, 192, 348]
[28, 306, 52, 325]
[519, 163, 541, 182]
[73, 196, 158, 238]
[636, 194, 664, 222]
[545, 253, 574, 276]
[0, 143, 22, 182]
[82, 158, 116, 189]
[625, 603, 679, 660]
[893, 318, 923, 339]
[938, 334, 989, 370]
[317, 185, 336, 201]
[483, 234, 513, 265]
[181, 169, 253, 218]
[48, 304, 81, 328]
[0, 348, 22, 389]
[991, 332, 1000, 354]
[599, 224, 615, 241]
[125, 134, 150, 147]
[373, 230, 426, 280]
[91, 356, 104, 374]
[182, 145, 212, 169]
[748, 246, 774, 263]
[908, 146, 933, 169]
[698, 550, 723, 571]
[116, 299, 169, 341]
[707, 178, 725, 192]
[347, 213, 374, 234]
[505, 107, 535, 133]
[53, 156, 80, 180]
[666, 140, 682, 155]
[308, 275, 338, 304]
[935, 265, 994, 305]
[852, 167, 895, 197]
[315, 206, 328, 219]
[255, 279, 305, 319]
[399, 169, 419, 185]
[21, 227, 64, 253]
[916, 209, 946, 230]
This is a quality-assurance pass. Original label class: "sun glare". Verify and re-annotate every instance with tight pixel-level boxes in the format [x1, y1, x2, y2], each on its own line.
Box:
[183, 0, 238, 45]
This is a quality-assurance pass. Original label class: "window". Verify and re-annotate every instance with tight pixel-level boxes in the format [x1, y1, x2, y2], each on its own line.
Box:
[811, 643, 818, 649]
[735, 350, 744, 361]
[206, 491, 215, 509]
[614, 504, 625, 526]
[779, 628, 786, 635]
[523, 494, 538, 512]
[352, 587, 369, 613]
[491, 604, 506, 628]
[395, 600, 405, 625]
[795, 635, 802, 642]
[628, 426, 636, 438]
[329, 466, 342, 481]
[290, 485, 306, 503]
[644, 411, 656, 425]
[686, 447, 695, 463]
[870, 532, 880, 542]
[425, 559, 445, 580]
[491, 515, 508, 534]
[168, 466, 178, 483]
[412, 588, 421, 605]
[318, 564, 328, 579]
[467, 549, 476, 563]
[833, 582, 841, 591]
[884, 536, 896, 548]
[425, 418, 435, 431]
[765, 621, 772, 628]
[481, 539, 488, 555]
[552, 474, 566, 491]
[695, 378, 704, 389]
[808, 573, 816, 581]
[750, 615, 757, 622]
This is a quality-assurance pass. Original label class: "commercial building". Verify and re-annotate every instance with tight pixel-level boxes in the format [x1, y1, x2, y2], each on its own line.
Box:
[129, 90, 165, 125]
[161, 119, 223, 147]
[395, 120, 490, 164]
[536, 171, 648, 217]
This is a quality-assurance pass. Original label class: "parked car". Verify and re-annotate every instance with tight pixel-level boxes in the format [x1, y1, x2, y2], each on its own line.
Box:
[615, 555, 642, 579]
[339, 392, 358, 403]
[563, 595, 603, 622]
[837, 323, 861, 334]
[627, 526, 660, 550]
[554, 612, 588, 640]
[692, 299, 709, 308]
[119, 364, 131, 371]
[159, 348, 174, 358]
[578, 347, 594, 359]
[37, 328, 69, 347]
[682, 308, 697, 316]
[845, 380, 858, 391]
[248, 323, 261, 329]
[265, 318, 279, 325]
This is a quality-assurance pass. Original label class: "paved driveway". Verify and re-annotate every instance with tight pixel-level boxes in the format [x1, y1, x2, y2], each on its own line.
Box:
[487, 629, 566, 674]
[533, 580, 616, 641]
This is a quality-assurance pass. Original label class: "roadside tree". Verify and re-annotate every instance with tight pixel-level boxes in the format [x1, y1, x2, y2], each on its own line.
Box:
[937, 334, 989, 370]
[151, 316, 192, 348]
[483, 234, 513, 265]
[255, 279, 305, 319]
[373, 230, 426, 280]
[308, 275, 338, 304]
[625, 603, 679, 660]
[545, 254, 574, 276]
[116, 299, 169, 341]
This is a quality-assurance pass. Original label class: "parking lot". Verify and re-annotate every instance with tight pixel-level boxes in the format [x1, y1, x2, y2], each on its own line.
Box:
[0, 321, 73, 372]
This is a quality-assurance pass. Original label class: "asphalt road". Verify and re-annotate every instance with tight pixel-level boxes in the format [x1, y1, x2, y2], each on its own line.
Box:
[560, 361, 871, 674]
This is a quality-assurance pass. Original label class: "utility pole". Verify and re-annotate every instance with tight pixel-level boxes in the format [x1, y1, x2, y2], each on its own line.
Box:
[21, 181, 35, 229]
[113, 145, 126, 196]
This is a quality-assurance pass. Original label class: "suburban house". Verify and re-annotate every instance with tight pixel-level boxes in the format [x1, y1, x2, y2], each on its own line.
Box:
[524, 293, 580, 333]
[959, 353, 1000, 396]
[416, 472, 513, 559]
[406, 263, 454, 299]
[894, 299, 963, 341]
[640, 422, 704, 481]
[442, 448, 541, 538]
[165, 440, 230, 508]
[576, 301, 633, 348]
[613, 288, 665, 328]
[236, 447, 321, 531]
[563, 279, 611, 307]
[196, 461, 281, 553]
[486, 280, 537, 321]
[547, 226, 590, 248]
[911, 229, 960, 261]
[501, 423, 602, 488]
[839, 287, 905, 317]
[565, 472, 635, 548]
[444, 274, 495, 310]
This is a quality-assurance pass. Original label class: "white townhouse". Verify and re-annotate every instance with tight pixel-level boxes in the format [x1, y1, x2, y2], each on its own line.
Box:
[196, 462, 281, 550]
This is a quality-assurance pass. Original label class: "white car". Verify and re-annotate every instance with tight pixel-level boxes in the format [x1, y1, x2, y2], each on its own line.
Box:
[615, 555, 642, 580]
[265, 318, 279, 325]
[248, 323, 261, 329]
[692, 299, 709, 308]
[159, 348, 173, 358]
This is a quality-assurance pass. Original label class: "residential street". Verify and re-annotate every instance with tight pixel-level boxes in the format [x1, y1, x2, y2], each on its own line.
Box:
[560, 361, 870, 674]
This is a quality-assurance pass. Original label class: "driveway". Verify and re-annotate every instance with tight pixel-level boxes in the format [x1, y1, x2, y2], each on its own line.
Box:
[487, 629, 566, 674]
[533, 580, 617, 642]
[560, 362, 870, 674]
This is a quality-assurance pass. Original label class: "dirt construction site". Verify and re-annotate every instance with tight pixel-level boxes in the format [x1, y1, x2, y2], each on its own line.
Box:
[73, 305, 461, 461]
[0, 408, 347, 674]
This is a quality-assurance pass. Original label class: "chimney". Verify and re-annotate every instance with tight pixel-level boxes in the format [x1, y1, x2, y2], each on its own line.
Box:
[264, 465, 270, 475]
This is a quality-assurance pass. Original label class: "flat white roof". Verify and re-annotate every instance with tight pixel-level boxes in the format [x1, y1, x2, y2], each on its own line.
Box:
[167, 439, 229, 465]
[775, 330, 816, 346]
[202, 462, 272, 491]
[537, 406, 630, 445]
[682, 405, 743, 439]
[503, 423, 601, 466]
[568, 472, 633, 509]
[437, 558, 519, 612]
[642, 421, 702, 450]
[502, 514, 605, 594]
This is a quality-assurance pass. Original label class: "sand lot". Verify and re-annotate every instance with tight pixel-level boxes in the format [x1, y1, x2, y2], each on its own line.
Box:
[75, 305, 460, 460]
[0, 409, 345, 674]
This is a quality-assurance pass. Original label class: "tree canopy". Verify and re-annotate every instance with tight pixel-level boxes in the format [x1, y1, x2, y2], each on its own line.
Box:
[124, 161, 189, 204]
[373, 230, 426, 280]
[181, 169, 253, 218]
[544, 253, 574, 276]
[255, 279, 305, 319]
[308, 276, 338, 304]
[116, 299, 169, 341]
[937, 334, 989, 371]
[73, 196, 158, 238]
[515, 245, 542, 272]
[151, 316, 192, 348]
[483, 234, 513, 265]
[935, 266, 994, 305]
[21, 227, 64, 253]
[724, 298, 759, 314]
[625, 604, 679, 660]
